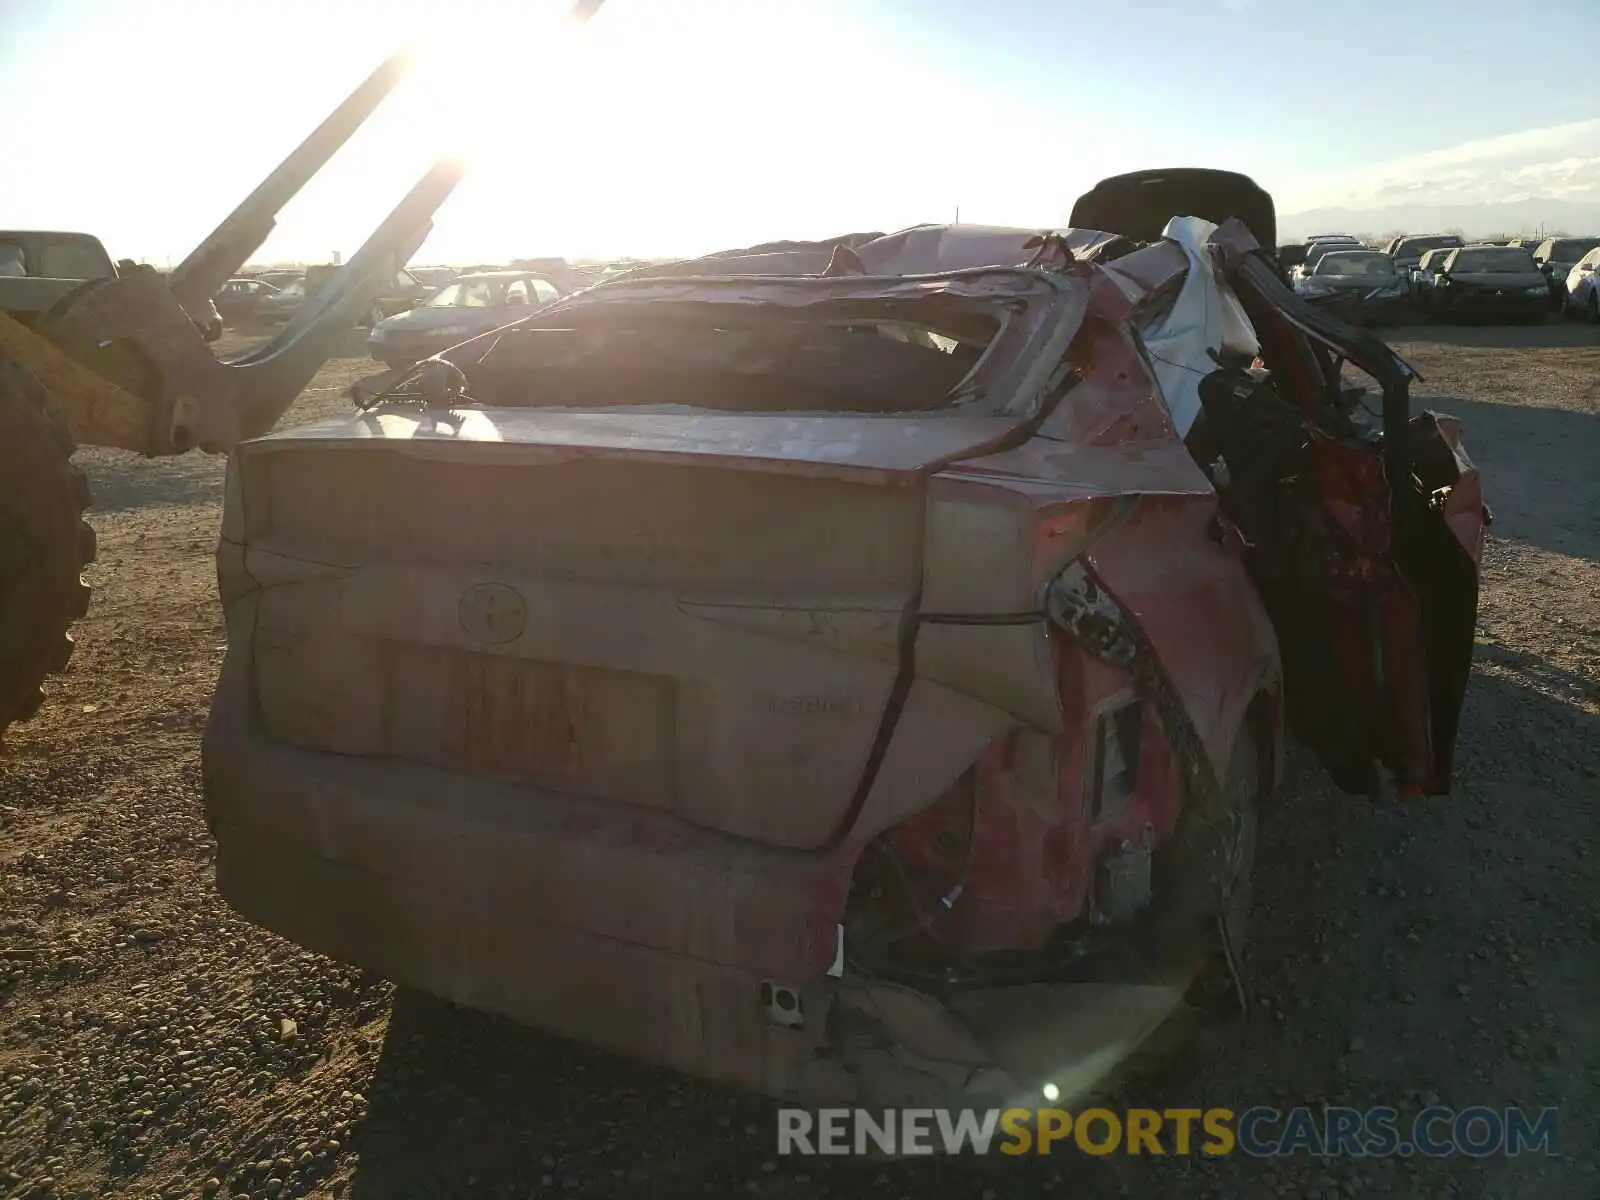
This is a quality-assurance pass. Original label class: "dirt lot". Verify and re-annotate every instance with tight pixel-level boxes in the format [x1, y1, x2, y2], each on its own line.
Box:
[2, 323, 1597, 1199]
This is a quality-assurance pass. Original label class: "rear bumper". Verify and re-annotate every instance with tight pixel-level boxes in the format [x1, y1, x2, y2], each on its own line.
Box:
[210, 809, 835, 1093]
[202, 661, 855, 1095]
[204, 708, 1196, 1108]
[201, 609, 1201, 1109]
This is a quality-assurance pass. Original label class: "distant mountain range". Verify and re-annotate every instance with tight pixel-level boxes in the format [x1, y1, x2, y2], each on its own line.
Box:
[1279, 197, 1600, 241]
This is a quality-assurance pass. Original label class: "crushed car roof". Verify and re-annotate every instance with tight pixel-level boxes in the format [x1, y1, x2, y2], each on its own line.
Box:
[611, 223, 1127, 281]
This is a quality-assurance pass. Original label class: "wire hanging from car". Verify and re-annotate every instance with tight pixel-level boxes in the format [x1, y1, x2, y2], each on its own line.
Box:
[349, 354, 469, 413]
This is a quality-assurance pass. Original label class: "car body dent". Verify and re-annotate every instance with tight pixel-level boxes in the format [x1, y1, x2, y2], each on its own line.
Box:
[204, 200, 1483, 1107]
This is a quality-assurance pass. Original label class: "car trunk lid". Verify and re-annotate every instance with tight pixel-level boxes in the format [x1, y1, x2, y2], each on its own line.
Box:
[227, 270, 1088, 849]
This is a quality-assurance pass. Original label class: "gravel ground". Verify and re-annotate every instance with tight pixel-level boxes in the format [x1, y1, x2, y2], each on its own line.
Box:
[2, 322, 1597, 1199]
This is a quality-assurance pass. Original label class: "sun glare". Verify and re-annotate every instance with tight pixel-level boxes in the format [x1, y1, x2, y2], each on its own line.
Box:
[225, 0, 1090, 265]
[370, 0, 921, 261]
[399, 3, 575, 166]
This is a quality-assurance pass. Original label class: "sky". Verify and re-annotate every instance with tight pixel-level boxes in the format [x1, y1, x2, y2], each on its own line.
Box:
[1, 0, 1597, 264]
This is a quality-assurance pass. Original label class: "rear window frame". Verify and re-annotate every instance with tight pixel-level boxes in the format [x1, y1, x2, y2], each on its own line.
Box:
[441, 268, 1087, 422]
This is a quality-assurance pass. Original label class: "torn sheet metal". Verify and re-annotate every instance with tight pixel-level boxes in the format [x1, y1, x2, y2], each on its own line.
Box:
[607, 224, 1126, 284]
[207, 171, 1484, 1117]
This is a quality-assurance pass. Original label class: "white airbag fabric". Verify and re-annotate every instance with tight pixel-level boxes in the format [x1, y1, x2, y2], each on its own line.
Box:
[1140, 215, 1260, 437]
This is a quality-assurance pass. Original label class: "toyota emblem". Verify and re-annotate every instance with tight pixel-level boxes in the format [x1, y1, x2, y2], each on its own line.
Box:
[458, 582, 528, 644]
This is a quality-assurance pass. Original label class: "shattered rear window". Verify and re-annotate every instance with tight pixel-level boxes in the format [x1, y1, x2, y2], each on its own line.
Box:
[461, 300, 998, 414]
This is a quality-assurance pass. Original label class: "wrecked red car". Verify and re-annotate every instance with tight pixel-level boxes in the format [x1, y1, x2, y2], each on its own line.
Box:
[202, 170, 1484, 1107]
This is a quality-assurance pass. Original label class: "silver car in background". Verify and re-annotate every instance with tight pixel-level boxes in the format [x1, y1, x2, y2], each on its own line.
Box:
[1385, 233, 1464, 275]
[1292, 235, 1365, 282]
[1533, 236, 1600, 308]
[366, 270, 564, 369]
[1410, 247, 1456, 314]
[253, 277, 310, 326]
[1562, 246, 1600, 322]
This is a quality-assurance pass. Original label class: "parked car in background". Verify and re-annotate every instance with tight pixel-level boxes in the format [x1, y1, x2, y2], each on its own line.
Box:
[510, 258, 582, 292]
[250, 266, 437, 329]
[1531, 237, 1600, 308]
[1385, 233, 1464, 274]
[0, 229, 115, 281]
[1429, 245, 1550, 323]
[1298, 236, 1366, 279]
[1280, 235, 1359, 274]
[1, 236, 222, 342]
[249, 269, 306, 291]
[213, 276, 282, 326]
[366, 270, 564, 368]
[303, 265, 435, 328]
[205, 198, 1486, 1109]
[254, 276, 310, 325]
[1409, 247, 1456, 313]
[1560, 246, 1600, 322]
[408, 265, 458, 291]
[1293, 248, 1407, 325]
[371, 268, 438, 324]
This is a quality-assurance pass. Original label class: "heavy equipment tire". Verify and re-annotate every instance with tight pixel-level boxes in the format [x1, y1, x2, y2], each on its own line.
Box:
[0, 356, 95, 740]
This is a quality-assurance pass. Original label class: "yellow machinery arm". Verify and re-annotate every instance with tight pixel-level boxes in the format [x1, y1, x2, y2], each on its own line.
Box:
[24, 49, 463, 458]
[0, 312, 147, 452]
[0, 2, 606, 738]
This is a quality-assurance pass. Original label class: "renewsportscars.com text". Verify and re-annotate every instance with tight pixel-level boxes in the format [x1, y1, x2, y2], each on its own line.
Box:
[777, 1106, 1560, 1158]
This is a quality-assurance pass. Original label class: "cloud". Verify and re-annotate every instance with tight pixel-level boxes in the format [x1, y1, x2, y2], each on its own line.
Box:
[1276, 117, 1600, 212]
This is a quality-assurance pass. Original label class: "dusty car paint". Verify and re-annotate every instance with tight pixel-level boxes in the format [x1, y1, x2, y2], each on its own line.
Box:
[203, 207, 1483, 1108]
